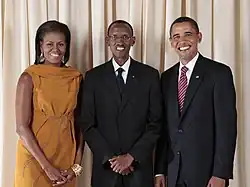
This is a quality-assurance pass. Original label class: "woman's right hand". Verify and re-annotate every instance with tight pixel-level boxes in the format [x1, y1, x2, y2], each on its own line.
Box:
[42, 164, 67, 186]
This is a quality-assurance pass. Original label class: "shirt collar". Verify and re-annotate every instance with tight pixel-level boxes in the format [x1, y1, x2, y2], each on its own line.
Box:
[180, 52, 199, 71]
[112, 57, 131, 72]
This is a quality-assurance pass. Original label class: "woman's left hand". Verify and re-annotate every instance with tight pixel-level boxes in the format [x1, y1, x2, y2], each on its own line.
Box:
[60, 168, 76, 183]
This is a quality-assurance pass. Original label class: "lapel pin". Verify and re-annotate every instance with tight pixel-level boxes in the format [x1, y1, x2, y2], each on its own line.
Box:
[196, 75, 199, 79]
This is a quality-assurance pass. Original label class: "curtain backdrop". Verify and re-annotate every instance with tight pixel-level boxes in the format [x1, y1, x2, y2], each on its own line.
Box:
[1, 0, 249, 187]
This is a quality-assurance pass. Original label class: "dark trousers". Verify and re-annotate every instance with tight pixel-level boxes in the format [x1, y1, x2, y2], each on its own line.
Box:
[175, 179, 229, 187]
[115, 175, 125, 187]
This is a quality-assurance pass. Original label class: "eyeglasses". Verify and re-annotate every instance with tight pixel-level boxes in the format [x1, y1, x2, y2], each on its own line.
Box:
[108, 35, 132, 41]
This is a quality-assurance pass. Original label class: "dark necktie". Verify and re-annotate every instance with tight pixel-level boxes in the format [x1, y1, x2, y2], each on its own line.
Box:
[178, 66, 188, 112]
[116, 68, 125, 94]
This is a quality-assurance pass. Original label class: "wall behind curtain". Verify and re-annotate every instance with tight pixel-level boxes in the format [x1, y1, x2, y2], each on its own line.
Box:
[1, 0, 249, 187]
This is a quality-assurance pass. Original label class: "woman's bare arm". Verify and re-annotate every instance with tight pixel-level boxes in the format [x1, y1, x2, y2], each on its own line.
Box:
[15, 72, 50, 169]
[74, 134, 84, 165]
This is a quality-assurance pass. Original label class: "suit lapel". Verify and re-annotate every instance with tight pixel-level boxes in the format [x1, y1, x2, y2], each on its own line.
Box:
[120, 59, 139, 112]
[180, 55, 205, 119]
[104, 60, 121, 106]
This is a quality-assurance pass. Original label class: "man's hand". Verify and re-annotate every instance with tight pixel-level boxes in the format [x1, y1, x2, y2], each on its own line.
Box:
[109, 153, 134, 174]
[121, 166, 134, 175]
[207, 176, 225, 187]
[155, 175, 166, 187]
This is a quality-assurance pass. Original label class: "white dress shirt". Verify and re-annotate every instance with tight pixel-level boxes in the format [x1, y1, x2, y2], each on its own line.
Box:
[178, 52, 199, 84]
[112, 57, 131, 84]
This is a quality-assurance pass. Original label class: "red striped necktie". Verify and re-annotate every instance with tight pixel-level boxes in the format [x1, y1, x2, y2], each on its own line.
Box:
[178, 66, 188, 112]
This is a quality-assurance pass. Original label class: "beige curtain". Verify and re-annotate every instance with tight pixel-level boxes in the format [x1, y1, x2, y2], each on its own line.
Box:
[0, 0, 249, 187]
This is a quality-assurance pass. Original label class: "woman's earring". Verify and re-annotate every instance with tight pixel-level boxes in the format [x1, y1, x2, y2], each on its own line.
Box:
[40, 53, 45, 62]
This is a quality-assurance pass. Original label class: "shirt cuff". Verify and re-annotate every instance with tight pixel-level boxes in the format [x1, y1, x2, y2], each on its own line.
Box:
[155, 174, 164, 177]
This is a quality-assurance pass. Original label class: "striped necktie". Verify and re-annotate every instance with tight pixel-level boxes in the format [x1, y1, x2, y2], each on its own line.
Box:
[178, 66, 188, 112]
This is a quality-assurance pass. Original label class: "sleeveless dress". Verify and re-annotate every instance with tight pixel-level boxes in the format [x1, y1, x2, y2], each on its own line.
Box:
[14, 64, 82, 187]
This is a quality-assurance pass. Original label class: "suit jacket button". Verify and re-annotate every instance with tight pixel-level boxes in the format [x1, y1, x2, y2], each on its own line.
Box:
[178, 129, 183, 133]
[177, 151, 180, 155]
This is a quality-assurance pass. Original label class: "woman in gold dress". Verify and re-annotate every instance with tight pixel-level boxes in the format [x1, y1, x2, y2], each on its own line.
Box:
[14, 20, 84, 187]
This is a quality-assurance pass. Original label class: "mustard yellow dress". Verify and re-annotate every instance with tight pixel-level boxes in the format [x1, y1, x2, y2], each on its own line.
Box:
[14, 64, 82, 187]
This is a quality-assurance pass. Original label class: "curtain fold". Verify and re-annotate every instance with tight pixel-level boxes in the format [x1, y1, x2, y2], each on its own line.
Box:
[0, 1, 248, 187]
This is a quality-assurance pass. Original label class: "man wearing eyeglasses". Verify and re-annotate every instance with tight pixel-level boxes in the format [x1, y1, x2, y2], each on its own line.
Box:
[79, 20, 162, 187]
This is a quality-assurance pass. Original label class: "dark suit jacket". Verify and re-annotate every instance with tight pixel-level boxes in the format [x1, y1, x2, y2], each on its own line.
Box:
[154, 54, 237, 187]
[77, 58, 162, 187]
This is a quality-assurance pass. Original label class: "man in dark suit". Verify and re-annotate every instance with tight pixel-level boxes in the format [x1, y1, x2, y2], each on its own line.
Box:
[154, 17, 237, 187]
[78, 20, 162, 187]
